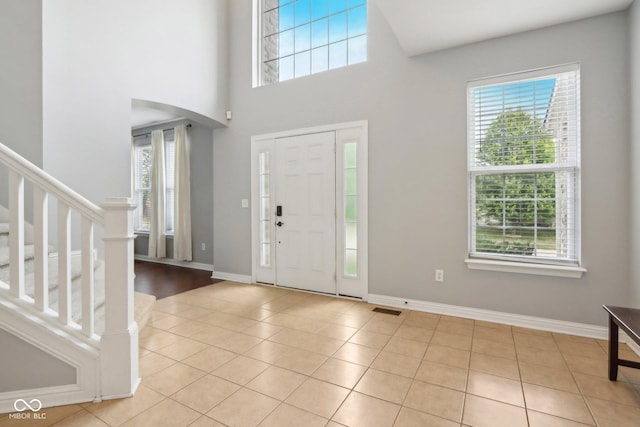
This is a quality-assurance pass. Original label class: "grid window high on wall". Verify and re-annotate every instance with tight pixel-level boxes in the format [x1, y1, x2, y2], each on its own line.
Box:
[256, 0, 367, 86]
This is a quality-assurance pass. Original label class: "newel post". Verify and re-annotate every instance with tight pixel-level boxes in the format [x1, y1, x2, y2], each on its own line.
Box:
[100, 197, 139, 398]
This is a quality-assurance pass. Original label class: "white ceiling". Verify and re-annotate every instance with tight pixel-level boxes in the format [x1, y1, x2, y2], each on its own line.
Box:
[375, 0, 634, 56]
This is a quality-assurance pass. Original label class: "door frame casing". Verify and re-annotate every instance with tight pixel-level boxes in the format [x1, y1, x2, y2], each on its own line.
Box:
[250, 120, 368, 299]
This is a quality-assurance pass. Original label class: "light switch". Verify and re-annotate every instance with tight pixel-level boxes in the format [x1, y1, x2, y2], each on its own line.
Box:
[241, 199, 249, 208]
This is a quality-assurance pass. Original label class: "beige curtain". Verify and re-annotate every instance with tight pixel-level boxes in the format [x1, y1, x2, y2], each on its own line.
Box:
[173, 124, 192, 261]
[148, 129, 166, 258]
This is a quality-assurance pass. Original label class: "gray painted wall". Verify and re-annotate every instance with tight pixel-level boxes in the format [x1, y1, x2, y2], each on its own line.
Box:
[214, 1, 631, 326]
[42, 0, 228, 207]
[0, 0, 42, 218]
[133, 120, 214, 266]
[0, 0, 42, 165]
[630, 1, 640, 309]
[0, 328, 76, 393]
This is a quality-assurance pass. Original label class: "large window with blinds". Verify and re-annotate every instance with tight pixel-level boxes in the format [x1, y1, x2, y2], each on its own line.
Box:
[467, 65, 581, 267]
[255, 0, 367, 86]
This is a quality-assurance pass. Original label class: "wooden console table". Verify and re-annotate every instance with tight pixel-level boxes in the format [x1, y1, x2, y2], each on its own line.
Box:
[603, 305, 640, 381]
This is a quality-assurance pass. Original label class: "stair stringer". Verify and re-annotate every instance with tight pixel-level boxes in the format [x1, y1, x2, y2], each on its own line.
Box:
[0, 293, 101, 414]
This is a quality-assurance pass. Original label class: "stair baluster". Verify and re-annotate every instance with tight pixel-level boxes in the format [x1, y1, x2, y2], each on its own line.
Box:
[81, 217, 95, 337]
[57, 202, 72, 326]
[8, 170, 25, 299]
[33, 187, 49, 312]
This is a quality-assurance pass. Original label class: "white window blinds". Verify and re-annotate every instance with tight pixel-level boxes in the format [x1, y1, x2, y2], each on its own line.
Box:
[165, 139, 175, 234]
[467, 65, 581, 265]
[133, 143, 152, 232]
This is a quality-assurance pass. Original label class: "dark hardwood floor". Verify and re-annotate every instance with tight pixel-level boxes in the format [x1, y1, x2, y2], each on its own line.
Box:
[134, 261, 222, 299]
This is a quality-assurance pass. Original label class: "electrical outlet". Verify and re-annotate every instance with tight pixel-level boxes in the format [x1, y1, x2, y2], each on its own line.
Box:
[435, 269, 444, 282]
[201, 243, 206, 251]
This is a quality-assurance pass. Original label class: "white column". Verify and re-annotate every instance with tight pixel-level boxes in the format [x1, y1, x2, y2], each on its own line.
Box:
[100, 197, 139, 398]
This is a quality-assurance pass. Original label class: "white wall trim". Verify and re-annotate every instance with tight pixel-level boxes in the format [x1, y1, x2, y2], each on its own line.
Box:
[100, 378, 140, 401]
[0, 384, 93, 415]
[212, 271, 252, 283]
[368, 293, 607, 339]
[465, 258, 586, 278]
[623, 333, 640, 357]
[134, 255, 213, 272]
[252, 120, 368, 141]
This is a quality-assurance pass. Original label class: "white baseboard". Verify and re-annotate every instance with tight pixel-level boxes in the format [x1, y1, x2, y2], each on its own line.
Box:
[211, 271, 252, 284]
[100, 377, 140, 401]
[134, 255, 213, 272]
[0, 384, 93, 415]
[620, 331, 640, 357]
[367, 293, 608, 340]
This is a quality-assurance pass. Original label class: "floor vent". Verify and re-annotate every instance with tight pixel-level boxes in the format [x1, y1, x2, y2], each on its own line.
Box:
[372, 307, 402, 316]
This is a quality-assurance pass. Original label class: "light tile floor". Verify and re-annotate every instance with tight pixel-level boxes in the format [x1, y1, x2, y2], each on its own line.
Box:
[4, 280, 640, 426]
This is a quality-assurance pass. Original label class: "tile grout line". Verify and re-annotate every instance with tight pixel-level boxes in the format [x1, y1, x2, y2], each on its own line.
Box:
[553, 332, 599, 426]
[512, 324, 531, 427]
[459, 317, 473, 427]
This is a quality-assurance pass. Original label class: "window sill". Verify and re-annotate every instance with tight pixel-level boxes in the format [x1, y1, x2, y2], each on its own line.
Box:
[465, 258, 586, 278]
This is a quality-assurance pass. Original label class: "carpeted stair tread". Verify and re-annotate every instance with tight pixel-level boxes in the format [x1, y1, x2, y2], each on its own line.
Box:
[0, 223, 10, 248]
[0, 245, 35, 267]
[0, 245, 59, 283]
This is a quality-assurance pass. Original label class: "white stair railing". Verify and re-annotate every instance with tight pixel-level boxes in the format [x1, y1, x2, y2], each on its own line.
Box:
[0, 141, 138, 401]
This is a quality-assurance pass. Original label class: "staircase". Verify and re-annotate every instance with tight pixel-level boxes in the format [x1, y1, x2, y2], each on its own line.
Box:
[0, 142, 153, 413]
[0, 224, 154, 336]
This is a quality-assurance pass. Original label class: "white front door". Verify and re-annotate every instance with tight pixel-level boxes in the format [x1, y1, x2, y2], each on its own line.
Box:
[274, 132, 336, 294]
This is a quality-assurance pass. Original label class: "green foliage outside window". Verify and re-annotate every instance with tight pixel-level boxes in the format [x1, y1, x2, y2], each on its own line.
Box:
[475, 110, 556, 254]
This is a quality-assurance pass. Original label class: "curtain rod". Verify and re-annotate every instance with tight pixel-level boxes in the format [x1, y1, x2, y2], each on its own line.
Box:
[132, 123, 191, 138]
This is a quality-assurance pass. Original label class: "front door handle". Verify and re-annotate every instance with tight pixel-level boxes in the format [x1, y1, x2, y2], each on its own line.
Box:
[276, 221, 284, 227]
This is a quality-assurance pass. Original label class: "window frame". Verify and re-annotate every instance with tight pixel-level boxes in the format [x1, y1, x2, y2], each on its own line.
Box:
[253, 0, 368, 87]
[465, 64, 586, 278]
[133, 143, 152, 233]
[132, 131, 176, 235]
